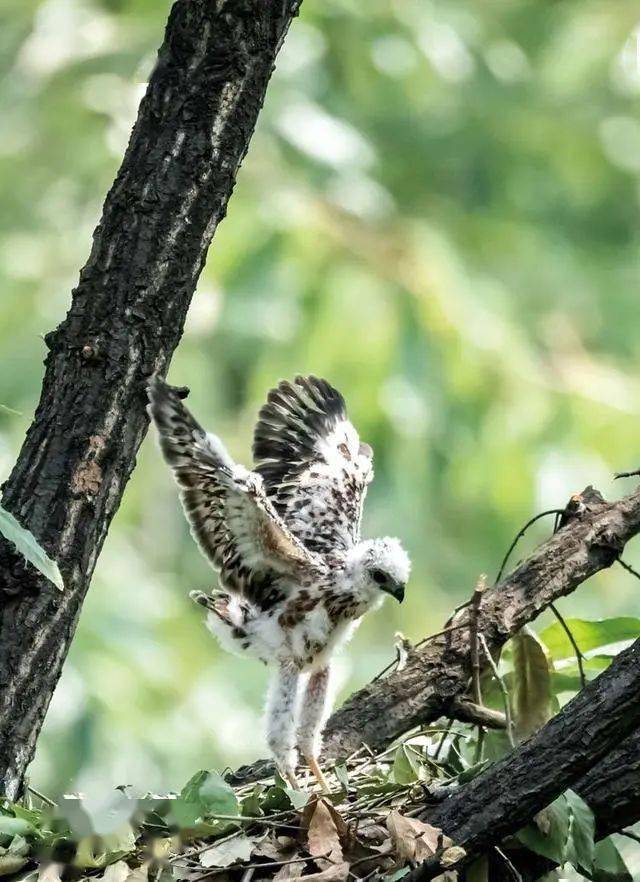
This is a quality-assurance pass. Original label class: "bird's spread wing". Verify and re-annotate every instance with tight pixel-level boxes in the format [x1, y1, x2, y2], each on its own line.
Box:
[148, 377, 324, 607]
[252, 376, 373, 556]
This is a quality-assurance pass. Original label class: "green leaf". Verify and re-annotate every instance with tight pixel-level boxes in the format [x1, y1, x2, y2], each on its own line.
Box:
[466, 855, 489, 882]
[10, 806, 44, 828]
[392, 744, 421, 784]
[589, 837, 633, 882]
[196, 771, 239, 817]
[0, 505, 63, 591]
[516, 790, 596, 873]
[170, 770, 239, 830]
[512, 629, 552, 739]
[0, 817, 36, 843]
[333, 764, 349, 790]
[456, 760, 489, 784]
[241, 785, 265, 818]
[516, 797, 571, 864]
[539, 618, 640, 661]
[259, 785, 291, 812]
[564, 789, 595, 873]
[285, 788, 309, 810]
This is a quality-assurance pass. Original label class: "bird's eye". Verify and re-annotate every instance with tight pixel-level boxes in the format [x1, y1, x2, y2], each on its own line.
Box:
[371, 569, 387, 585]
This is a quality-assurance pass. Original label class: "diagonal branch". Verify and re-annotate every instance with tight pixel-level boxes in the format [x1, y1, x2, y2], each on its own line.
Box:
[322, 485, 640, 759]
[0, 0, 302, 800]
[408, 638, 640, 879]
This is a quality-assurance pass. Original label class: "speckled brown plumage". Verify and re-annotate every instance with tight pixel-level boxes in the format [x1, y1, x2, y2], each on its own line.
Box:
[148, 374, 411, 787]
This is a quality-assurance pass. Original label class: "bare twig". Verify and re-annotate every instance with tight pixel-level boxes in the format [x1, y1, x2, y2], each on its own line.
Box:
[26, 784, 57, 808]
[614, 469, 640, 480]
[190, 855, 317, 882]
[469, 575, 487, 763]
[495, 510, 566, 584]
[618, 557, 640, 581]
[494, 846, 523, 882]
[372, 624, 467, 682]
[549, 603, 586, 689]
[469, 575, 487, 707]
[432, 719, 453, 761]
[478, 634, 515, 747]
[450, 699, 506, 731]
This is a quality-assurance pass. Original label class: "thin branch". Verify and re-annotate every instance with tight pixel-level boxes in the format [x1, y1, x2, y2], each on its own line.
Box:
[432, 719, 453, 761]
[450, 698, 506, 731]
[478, 634, 515, 747]
[493, 846, 523, 882]
[469, 575, 487, 763]
[190, 854, 319, 882]
[614, 469, 640, 480]
[495, 510, 566, 584]
[469, 575, 486, 706]
[617, 557, 640, 581]
[26, 784, 57, 808]
[372, 624, 467, 682]
[549, 603, 586, 689]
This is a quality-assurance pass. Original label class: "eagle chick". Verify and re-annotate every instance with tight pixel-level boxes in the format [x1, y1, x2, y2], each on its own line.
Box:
[148, 375, 411, 791]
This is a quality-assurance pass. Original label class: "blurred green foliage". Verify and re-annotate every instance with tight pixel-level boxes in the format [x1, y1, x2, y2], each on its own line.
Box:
[1, 0, 639, 841]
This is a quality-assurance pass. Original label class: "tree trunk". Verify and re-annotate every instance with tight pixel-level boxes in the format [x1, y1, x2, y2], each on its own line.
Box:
[0, 0, 301, 800]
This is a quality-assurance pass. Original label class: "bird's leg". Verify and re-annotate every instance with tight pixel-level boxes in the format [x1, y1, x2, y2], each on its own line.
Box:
[266, 661, 302, 789]
[297, 665, 332, 793]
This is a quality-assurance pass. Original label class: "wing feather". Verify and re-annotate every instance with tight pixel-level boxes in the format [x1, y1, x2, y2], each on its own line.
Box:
[253, 376, 373, 556]
[148, 377, 323, 607]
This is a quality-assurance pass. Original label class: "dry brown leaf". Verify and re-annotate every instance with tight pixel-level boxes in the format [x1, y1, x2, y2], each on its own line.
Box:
[254, 838, 292, 861]
[440, 846, 466, 868]
[272, 859, 307, 882]
[303, 799, 348, 841]
[294, 862, 350, 882]
[199, 834, 255, 868]
[357, 822, 389, 845]
[386, 810, 452, 863]
[307, 800, 344, 868]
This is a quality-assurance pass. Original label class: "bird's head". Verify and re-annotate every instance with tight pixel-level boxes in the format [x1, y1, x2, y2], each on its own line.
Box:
[347, 537, 411, 604]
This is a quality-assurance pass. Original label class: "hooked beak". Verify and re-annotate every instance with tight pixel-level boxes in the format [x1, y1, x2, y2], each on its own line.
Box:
[383, 581, 405, 603]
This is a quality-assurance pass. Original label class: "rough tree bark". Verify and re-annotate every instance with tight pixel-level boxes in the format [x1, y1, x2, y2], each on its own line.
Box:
[324, 486, 640, 759]
[485, 729, 640, 881]
[409, 638, 640, 879]
[231, 484, 640, 785]
[0, 0, 301, 800]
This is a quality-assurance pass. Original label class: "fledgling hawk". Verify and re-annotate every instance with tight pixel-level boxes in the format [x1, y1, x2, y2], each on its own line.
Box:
[148, 375, 411, 791]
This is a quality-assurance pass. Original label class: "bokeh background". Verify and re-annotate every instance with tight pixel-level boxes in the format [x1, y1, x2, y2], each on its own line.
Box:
[1, 0, 640, 819]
